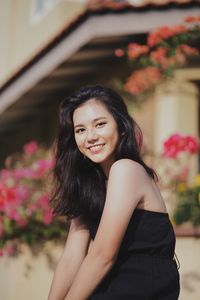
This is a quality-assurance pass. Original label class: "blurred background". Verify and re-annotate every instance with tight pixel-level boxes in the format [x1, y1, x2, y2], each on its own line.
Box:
[0, 0, 200, 299]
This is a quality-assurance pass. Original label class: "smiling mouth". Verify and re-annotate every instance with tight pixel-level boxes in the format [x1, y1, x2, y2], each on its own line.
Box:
[88, 144, 105, 152]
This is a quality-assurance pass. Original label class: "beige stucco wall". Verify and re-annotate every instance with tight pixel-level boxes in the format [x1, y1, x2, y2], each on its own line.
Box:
[176, 237, 200, 300]
[0, 237, 199, 300]
[0, 0, 86, 86]
[130, 94, 156, 154]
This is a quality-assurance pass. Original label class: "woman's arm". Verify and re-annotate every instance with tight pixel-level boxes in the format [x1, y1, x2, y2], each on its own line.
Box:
[47, 217, 91, 300]
[64, 159, 146, 300]
[64, 245, 116, 300]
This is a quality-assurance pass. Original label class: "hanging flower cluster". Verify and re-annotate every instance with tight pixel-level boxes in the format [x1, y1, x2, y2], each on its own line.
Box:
[0, 141, 66, 256]
[115, 15, 200, 98]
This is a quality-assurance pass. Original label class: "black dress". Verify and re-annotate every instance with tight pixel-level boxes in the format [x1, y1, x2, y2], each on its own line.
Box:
[89, 209, 180, 300]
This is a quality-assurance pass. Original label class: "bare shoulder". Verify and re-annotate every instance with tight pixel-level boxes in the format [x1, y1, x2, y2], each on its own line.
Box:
[110, 159, 148, 180]
[107, 159, 150, 200]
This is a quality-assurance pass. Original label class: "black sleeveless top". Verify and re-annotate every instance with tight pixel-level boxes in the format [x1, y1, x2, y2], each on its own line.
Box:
[89, 209, 180, 300]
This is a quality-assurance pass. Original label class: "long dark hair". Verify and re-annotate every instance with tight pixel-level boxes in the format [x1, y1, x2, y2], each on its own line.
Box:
[50, 85, 158, 225]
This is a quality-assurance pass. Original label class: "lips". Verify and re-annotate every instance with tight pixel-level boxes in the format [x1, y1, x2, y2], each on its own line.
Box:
[88, 143, 105, 153]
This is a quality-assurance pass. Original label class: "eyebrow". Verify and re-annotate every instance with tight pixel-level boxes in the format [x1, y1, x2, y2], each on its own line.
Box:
[74, 117, 107, 129]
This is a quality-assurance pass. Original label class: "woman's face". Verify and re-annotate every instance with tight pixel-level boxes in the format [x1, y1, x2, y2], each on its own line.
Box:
[73, 98, 119, 172]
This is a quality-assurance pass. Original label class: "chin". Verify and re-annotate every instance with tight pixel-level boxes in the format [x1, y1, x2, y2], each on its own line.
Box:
[89, 158, 105, 164]
[87, 155, 108, 164]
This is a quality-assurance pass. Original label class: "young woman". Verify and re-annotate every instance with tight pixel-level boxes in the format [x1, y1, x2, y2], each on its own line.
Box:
[48, 85, 180, 300]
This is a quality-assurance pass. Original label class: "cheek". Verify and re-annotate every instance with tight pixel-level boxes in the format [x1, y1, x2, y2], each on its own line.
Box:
[111, 126, 119, 140]
[74, 135, 83, 150]
[104, 126, 119, 145]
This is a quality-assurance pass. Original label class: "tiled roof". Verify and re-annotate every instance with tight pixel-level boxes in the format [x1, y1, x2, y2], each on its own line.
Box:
[88, 0, 200, 10]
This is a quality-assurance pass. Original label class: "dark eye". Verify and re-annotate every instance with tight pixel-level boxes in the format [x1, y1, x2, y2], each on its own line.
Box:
[96, 122, 106, 128]
[75, 128, 85, 134]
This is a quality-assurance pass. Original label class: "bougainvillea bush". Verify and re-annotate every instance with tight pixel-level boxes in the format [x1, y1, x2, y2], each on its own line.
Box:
[115, 15, 200, 102]
[1, 135, 200, 256]
[0, 141, 67, 256]
[159, 133, 200, 226]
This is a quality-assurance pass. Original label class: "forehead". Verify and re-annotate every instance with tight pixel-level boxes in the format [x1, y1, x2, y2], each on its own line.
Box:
[73, 99, 112, 124]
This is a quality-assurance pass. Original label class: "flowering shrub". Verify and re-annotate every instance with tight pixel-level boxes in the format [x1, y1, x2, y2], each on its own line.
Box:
[115, 15, 200, 101]
[160, 133, 200, 226]
[174, 174, 200, 226]
[0, 141, 67, 256]
[163, 133, 199, 158]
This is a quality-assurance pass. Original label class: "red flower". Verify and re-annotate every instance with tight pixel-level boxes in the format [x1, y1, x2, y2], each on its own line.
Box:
[163, 133, 184, 158]
[127, 43, 149, 59]
[163, 134, 199, 158]
[125, 67, 162, 96]
[148, 26, 173, 47]
[150, 47, 168, 67]
[148, 25, 186, 47]
[185, 15, 200, 23]
[0, 185, 16, 208]
[178, 44, 199, 56]
[172, 25, 187, 35]
[183, 136, 199, 154]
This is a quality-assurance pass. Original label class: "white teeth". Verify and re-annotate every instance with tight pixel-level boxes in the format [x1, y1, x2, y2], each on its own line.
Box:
[89, 144, 104, 150]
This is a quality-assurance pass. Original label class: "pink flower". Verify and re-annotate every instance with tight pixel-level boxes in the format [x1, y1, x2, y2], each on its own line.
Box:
[183, 136, 199, 154]
[178, 166, 190, 182]
[13, 167, 41, 179]
[13, 168, 29, 179]
[114, 48, 125, 57]
[8, 209, 21, 222]
[163, 134, 199, 158]
[4, 243, 14, 256]
[33, 158, 54, 177]
[38, 194, 49, 209]
[163, 147, 179, 158]
[0, 169, 12, 181]
[15, 185, 29, 201]
[43, 209, 53, 225]
[163, 133, 183, 158]
[23, 141, 38, 155]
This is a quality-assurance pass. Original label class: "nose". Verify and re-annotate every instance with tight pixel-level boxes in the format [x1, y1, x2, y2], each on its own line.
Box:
[86, 129, 99, 143]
